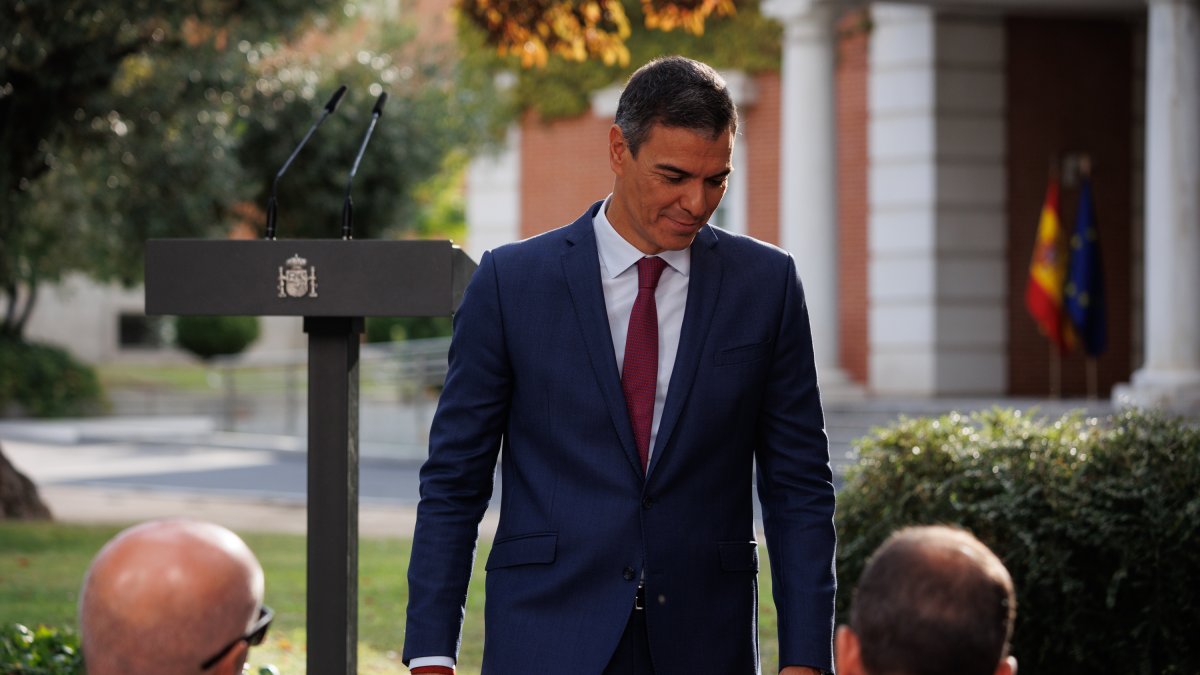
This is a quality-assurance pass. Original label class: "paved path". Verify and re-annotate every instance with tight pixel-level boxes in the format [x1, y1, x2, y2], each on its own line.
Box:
[0, 422, 500, 537]
[1, 396, 1110, 538]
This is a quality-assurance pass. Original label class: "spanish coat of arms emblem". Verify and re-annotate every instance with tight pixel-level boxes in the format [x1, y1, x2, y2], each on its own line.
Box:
[278, 254, 318, 298]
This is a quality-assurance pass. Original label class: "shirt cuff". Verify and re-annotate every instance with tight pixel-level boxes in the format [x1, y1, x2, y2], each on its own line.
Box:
[409, 656, 456, 673]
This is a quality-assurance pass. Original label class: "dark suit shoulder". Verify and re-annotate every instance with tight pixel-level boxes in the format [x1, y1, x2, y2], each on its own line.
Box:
[487, 201, 601, 267]
[706, 225, 794, 268]
[489, 224, 572, 263]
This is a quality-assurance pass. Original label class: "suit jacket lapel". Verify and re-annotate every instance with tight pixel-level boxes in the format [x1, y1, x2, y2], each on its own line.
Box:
[561, 206, 645, 477]
[648, 225, 722, 478]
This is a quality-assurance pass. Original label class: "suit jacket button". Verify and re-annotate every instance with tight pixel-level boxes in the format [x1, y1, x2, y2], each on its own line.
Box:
[622, 566, 635, 581]
[642, 496, 654, 510]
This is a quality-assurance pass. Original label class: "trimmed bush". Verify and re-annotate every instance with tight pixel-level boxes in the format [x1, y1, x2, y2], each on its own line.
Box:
[0, 623, 279, 674]
[0, 624, 82, 675]
[174, 315, 260, 361]
[837, 408, 1200, 674]
[0, 339, 104, 418]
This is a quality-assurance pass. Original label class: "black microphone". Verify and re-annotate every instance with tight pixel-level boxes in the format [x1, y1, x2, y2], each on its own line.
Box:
[341, 91, 388, 240]
[264, 85, 347, 240]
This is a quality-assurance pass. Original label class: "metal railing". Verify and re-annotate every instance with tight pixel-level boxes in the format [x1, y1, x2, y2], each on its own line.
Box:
[205, 337, 451, 459]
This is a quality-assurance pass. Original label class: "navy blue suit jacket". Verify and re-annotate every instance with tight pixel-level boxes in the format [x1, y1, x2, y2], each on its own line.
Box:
[404, 202, 836, 674]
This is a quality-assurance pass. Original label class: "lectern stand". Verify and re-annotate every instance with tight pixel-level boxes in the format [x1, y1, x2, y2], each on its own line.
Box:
[145, 239, 475, 674]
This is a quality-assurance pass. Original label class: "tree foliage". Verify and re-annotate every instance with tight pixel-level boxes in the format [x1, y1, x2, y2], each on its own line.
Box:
[458, 0, 740, 67]
[0, 0, 339, 337]
[0, 0, 511, 339]
[235, 30, 510, 240]
[460, 0, 781, 120]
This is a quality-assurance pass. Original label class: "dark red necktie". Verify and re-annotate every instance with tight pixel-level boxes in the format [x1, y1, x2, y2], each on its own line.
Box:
[622, 256, 668, 471]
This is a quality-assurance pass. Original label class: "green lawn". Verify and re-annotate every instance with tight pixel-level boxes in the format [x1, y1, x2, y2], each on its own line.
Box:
[96, 362, 422, 400]
[0, 522, 781, 673]
[97, 363, 218, 392]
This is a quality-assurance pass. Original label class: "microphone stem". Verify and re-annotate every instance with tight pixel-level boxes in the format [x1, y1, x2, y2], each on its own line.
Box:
[341, 112, 381, 240]
[264, 107, 333, 240]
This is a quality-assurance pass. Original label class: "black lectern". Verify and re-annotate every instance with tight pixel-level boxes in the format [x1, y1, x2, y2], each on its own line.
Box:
[145, 239, 475, 674]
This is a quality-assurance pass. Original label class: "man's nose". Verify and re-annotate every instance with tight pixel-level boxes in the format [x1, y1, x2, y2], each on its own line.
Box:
[679, 180, 704, 217]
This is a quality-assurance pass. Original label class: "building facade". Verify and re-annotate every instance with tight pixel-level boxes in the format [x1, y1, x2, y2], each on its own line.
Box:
[465, 0, 1199, 412]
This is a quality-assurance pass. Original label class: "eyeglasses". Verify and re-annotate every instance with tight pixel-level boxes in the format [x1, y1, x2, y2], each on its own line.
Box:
[200, 605, 274, 670]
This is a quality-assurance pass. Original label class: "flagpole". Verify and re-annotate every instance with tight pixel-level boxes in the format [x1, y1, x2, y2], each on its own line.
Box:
[1079, 156, 1096, 408]
[1050, 344, 1061, 399]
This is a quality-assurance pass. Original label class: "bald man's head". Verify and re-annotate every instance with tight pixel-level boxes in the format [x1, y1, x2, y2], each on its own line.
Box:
[78, 519, 265, 675]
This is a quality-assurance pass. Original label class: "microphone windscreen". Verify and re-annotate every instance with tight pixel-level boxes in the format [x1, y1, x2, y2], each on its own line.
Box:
[325, 85, 348, 113]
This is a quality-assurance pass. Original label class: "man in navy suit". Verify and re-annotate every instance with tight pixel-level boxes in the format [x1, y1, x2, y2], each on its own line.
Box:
[404, 55, 835, 675]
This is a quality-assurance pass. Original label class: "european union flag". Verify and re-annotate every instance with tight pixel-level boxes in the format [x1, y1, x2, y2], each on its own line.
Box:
[1064, 177, 1107, 356]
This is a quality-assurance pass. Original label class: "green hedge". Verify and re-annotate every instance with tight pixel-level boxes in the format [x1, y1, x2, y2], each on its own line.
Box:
[174, 315, 260, 360]
[0, 623, 281, 674]
[0, 339, 104, 418]
[0, 624, 82, 675]
[836, 408, 1200, 674]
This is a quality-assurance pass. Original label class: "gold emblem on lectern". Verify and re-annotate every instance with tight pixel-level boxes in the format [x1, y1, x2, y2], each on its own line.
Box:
[278, 254, 318, 298]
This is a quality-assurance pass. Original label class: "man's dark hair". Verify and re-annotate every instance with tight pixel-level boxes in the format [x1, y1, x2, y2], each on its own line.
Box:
[849, 526, 1017, 675]
[614, 55, 737, 156]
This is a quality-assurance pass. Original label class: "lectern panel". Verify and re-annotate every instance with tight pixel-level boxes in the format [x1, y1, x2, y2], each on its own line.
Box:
[145, 239, 475, 317]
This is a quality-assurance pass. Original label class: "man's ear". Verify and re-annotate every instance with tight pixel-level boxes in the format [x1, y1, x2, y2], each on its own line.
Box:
[835, 625, 864, 675]
[995, 655, 1017, 675]
[609, 124, 628, 175]
[215, 641, 249, 675]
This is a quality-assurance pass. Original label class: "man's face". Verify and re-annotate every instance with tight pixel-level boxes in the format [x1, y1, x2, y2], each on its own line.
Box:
[607, 123, 733, 255]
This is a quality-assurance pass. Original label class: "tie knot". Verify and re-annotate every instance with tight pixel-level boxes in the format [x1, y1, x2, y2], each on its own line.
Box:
[636, 256, 668, 290]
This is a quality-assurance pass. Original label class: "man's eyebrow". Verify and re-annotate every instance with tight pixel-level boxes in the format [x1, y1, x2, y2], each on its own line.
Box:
[654, 162, 732, 179]
[654, 162, 690, 175]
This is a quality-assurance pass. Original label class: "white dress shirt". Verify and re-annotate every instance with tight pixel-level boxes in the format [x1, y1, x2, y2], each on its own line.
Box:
[594, 195, 691, 463]
[408, 198, 692, 672]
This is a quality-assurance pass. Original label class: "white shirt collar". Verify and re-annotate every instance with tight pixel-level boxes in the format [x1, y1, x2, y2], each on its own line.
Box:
[593, 194, 692, 280]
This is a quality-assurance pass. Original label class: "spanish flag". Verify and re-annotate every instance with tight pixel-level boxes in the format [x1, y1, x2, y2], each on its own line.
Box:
[1025, 177, 1071, 353]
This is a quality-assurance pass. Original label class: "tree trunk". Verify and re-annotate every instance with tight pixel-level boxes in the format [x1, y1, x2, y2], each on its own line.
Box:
[12, 276, 37, 338]
[1, 279, 35, 341]
[1, 281, 18, 338]
[0, 443, 52, 520]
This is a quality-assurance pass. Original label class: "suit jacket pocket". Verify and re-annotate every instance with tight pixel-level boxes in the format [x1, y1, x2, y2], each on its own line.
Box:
[718, 541, 760, 572]
[485, 532, 558, 570]
[714, 340, 773, 366]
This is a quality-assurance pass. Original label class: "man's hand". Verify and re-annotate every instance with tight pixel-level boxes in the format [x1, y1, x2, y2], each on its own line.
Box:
[780, 667, 824, 675]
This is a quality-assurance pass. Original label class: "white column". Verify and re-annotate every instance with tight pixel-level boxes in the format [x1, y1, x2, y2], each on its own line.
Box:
[868, 5, 1007, 396]
[763, 0, 861, 398]
[1117, 0, 1200, 412]
[465, 125, 522, 260]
